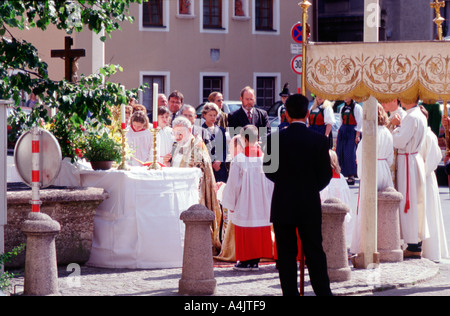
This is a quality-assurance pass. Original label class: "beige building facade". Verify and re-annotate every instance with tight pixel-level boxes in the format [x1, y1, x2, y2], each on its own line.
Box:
[11, 1, 446, 111]
[14, 1, 306, 112]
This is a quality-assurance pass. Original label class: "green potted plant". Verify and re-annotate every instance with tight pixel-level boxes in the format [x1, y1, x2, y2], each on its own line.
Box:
[83, 130, 122, 170]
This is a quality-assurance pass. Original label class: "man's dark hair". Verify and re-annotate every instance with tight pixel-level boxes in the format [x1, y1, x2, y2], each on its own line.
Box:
[168, 90, 184, 103]
[285, 93, 309, 119]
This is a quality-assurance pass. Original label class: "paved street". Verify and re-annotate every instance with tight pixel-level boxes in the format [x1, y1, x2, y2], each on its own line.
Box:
[5, 180, 450, 297]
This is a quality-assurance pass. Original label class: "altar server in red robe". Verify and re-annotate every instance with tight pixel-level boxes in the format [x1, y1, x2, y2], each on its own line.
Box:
[221, 125, 274, 271]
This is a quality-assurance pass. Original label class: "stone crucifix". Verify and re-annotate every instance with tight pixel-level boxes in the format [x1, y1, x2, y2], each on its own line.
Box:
[51, 36, 86, 82]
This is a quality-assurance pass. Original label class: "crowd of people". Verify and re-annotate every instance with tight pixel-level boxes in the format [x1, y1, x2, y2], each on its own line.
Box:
[121, 85, 449, 296]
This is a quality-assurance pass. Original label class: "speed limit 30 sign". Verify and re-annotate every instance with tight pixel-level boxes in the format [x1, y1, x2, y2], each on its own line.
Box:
[291, 54, 303, 75]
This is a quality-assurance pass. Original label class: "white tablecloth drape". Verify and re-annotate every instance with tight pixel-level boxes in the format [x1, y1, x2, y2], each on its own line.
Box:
[80, 167, 201, 269]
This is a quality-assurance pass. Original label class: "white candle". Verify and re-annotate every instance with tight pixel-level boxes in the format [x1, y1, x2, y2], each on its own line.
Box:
[152, 83, 158, 128]
[121, 103, 126, 129]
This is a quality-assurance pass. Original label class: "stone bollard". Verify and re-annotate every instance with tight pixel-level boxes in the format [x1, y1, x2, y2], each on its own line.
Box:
[377, 187, 403, 263]
[179, 204, 216, 295]
[321, 198, 351, 282]
[21, 212, 61, 296]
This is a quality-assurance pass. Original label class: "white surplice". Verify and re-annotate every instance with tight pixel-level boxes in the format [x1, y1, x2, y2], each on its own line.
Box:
[126, 128, 153, 166]
[351, 125, 394, 253]
[392, 106, 429, 244]
[420, 127, 449, 261]
[156, 126, 174, 165]
[221, 152, 274, 228]
[320, 172, 353, 246]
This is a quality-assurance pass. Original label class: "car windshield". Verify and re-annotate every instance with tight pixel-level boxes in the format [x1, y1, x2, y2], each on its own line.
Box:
[226, 103, 241, 113]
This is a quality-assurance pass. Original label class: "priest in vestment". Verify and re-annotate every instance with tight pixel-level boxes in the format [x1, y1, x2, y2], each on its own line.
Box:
[170, 116, 222, 253]
[391, 99, 429, 258]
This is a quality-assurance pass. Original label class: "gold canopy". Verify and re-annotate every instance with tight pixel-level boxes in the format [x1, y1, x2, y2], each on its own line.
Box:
[305, 41, 450, 103]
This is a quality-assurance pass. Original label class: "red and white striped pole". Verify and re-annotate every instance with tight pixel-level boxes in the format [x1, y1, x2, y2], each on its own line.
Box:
[30, 127, 42, 213]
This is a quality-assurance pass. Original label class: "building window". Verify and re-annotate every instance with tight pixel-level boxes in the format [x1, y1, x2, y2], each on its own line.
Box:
[142, 75, 165, 112]
[203, 0, 222, 29]
[255, 0, 273, 31]
[143, 0, 163, 27]
[256, 76, 275, 108]
[202, 76, 223, 102]
[200, 72, 229, 104]
[252, 0, 279, 35]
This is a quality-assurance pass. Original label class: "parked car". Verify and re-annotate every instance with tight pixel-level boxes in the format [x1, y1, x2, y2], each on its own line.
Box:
[195, 100, 241, 116]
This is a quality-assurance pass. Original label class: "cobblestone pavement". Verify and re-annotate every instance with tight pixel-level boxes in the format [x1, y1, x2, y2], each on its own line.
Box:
[7, 257, 447, 296]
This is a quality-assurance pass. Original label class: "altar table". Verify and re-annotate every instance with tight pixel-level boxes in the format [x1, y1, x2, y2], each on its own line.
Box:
[80, 167, 201, 269]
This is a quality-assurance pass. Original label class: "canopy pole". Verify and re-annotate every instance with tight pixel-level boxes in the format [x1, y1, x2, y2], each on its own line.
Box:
[430, 1, 449, 193]
[300, 1, 311, 96]
[298, 1, 311, 295]
[357, 0, 380, 269]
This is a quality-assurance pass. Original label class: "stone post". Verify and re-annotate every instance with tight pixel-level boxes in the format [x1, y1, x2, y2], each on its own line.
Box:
[321, 198, 351, 282]
[377, 187, 403, 262]
[22, 212, 60, 296]
[179, 204, 216, 295]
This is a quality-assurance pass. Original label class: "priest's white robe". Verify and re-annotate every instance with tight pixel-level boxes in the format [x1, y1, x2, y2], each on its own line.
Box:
[420, 127, 449, 261]
[387, 107, 407, 188]
[351, 125, 394, 253]
[126, 128, 153, 166]
[392, 106, 429, 244]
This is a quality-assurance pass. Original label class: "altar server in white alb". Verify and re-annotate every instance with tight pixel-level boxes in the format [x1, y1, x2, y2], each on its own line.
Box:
[391, 98, 429, 259]
[419, 106, 448, 262]
[221, 125, 274, 271]
[351, 104, 394, 254]
[320, 149, 353, 245]
[126, 111, 153, 166]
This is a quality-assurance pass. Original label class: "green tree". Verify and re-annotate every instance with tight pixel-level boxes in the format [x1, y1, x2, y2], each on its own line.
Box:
[0, 0, 147, 158]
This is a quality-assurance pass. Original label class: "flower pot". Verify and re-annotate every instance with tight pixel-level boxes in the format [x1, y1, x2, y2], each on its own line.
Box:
[90, 161, 114, 171]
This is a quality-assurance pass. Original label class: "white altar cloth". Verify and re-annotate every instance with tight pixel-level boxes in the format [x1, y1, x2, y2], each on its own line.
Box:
[80, 167, 201, 269]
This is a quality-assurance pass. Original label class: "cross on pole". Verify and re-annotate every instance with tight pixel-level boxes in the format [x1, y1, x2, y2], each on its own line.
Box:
[430, 0, 446, 40]
[51, 36, 86, 82]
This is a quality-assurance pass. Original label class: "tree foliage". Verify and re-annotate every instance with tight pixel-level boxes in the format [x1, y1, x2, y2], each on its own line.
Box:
[0, 0, 147, 158]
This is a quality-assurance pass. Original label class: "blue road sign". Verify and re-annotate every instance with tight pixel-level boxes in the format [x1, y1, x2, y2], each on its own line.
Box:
[291, 23, 303, 44]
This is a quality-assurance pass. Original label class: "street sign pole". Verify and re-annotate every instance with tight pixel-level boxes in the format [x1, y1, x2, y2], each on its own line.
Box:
[291, 21, 304, 94]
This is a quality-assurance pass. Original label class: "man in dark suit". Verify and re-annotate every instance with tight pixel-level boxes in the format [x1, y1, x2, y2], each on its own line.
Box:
[264, 93, 333, 296]
[228, 86, 271, 139]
